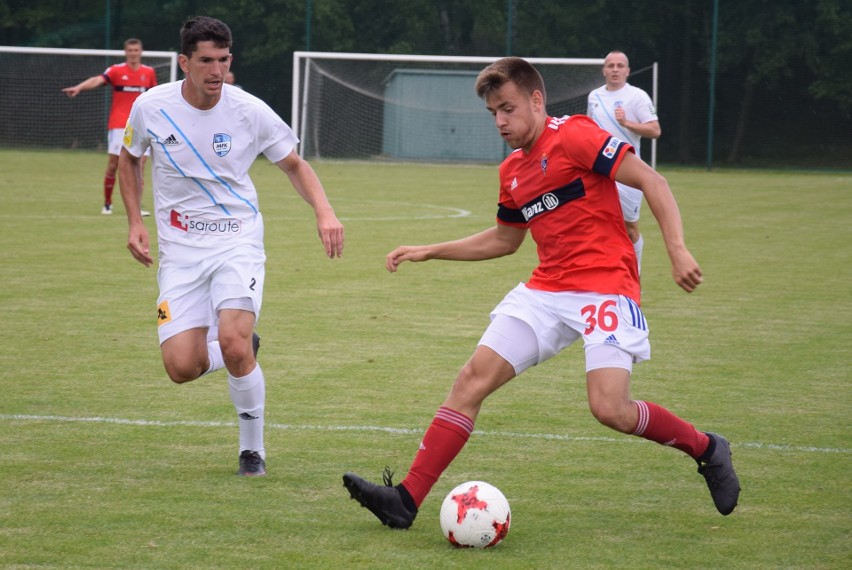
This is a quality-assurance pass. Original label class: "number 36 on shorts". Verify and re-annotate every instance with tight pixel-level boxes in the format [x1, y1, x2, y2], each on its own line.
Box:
[581, 297, 647, 336]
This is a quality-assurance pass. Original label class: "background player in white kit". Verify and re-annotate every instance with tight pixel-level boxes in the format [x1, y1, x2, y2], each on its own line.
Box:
[118, 16, 344, 476]
[587, 51, 660, 274]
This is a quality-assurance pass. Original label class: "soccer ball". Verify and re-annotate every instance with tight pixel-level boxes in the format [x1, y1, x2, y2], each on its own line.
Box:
[439, 481, 511, 548]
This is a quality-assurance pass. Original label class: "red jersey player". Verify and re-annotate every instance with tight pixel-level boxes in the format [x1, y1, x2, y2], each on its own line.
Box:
[343, 57, 740, 528]
[63, 38, 157, 215]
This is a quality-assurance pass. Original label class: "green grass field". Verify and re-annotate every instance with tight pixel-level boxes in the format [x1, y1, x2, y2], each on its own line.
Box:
[1, 149, 850, 569]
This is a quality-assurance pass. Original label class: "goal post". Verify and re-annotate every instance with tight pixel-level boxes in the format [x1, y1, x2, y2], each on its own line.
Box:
[0, 46, 177, 151]
[292, 51, 657, 165]
[293, 51, 607, 163]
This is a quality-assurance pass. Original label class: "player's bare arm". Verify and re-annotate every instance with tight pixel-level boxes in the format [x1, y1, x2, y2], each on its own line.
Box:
[386, 224, 526, 273]
[62, 75, 107, 98]
[615, 152, 702, 292]
[616, 111, 661, 139]
[118, 148, 153, 267]
[276, 151, 344, 259]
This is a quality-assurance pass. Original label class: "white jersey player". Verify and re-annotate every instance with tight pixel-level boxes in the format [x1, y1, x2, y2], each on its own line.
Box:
[118, 16, 344, 477]
[124, 80, 291, 267]
[587, 51, 660, 274]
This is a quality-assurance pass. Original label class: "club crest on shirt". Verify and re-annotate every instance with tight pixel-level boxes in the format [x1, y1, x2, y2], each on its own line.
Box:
[540, 154, 548, 175]
[213, 133, 232, 157]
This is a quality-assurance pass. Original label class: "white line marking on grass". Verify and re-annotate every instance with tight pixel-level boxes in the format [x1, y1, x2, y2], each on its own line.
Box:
[289, 198, 472, 221]
[337, 203, 472, 221]
[259, 197, 474, 221]
[3, 414, 850, 455]
[1, 204, 473, 223]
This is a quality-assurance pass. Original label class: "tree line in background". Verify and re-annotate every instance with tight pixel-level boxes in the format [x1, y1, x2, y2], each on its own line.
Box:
[2, 0, 850, 168]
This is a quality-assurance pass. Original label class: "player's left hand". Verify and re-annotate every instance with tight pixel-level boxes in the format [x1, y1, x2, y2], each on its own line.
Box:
[671, 250, 703, 292]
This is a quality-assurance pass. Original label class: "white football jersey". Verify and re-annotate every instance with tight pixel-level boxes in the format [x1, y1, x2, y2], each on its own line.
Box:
[123, 81, 298, 265]
[586, 83, 657, 158]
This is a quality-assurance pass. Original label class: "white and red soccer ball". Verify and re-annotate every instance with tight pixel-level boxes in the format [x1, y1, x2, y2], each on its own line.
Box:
[439, 481, 511, 548]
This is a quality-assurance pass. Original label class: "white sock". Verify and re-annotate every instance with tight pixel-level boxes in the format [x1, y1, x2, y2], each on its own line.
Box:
[203, 341, 225, 376]
[634, 234, 644, 275]
[228, 364, 265, 459]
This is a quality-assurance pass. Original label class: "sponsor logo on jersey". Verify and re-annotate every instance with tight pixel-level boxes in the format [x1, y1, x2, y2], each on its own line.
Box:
[157, 300, 172, 326]
[517, 180, 586, 223]
[213, 133, 232, 157]
[510, 177, 518, 191]
[602, 137, 623, 159]
[162, 134, 180, 146]
[170, 210, 242, 235]
[521, 192, 560, 221]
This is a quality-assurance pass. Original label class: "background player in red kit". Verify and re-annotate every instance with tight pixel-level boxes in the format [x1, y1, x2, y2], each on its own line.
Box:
[343, 57, 740, 529]
[63, 38, 157, 215]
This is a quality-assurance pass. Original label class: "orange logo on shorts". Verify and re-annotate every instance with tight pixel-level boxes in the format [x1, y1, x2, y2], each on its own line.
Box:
[157, 300, 172, 326]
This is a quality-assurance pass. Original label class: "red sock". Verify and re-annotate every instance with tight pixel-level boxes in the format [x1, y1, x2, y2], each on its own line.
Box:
[401, 407, 473, 507]
[104, 175, 116, 206]
[633, 400, 709, 459]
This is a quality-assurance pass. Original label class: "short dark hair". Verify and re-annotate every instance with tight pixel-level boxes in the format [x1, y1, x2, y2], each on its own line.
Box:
[124, 38, 142, 49]
[180, 16, 232, 57]
[475, 57, 546, 103]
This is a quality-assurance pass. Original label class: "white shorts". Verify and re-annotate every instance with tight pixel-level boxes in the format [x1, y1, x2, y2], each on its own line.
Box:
[155, 246, 265, 344]
[616, 182, 643, 223]
[109, 129, 149, 156]
[478, 283, 650, 375]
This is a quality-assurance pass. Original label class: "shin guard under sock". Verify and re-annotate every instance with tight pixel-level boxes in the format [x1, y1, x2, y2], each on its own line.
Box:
[633, 400, 710, 459]
[104, 174, 116, 206]
[401, 407, 473, 507]
[228, 364, 266, 458]
[203, 341, 225, 376]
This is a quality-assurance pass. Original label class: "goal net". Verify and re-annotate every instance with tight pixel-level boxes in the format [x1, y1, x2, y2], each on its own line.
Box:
[293, 52, 656, 165]
[0, 46, 177, 151]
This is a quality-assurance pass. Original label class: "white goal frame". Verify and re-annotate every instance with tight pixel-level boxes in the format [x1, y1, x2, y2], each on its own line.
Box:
[0, 46, 178, 81]
[292, 51, 657, 166]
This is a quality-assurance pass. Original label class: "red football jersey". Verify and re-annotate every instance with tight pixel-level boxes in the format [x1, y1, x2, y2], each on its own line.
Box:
[102, 63, 157, 129]
[496, 114, 640, 301]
